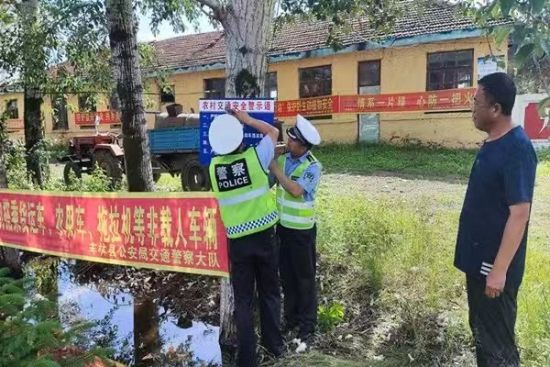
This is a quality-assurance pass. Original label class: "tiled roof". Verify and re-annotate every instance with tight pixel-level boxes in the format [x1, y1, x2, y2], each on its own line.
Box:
[150, 2, 507, 71]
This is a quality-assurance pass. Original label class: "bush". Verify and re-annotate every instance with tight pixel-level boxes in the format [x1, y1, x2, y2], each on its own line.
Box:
[318, 302, 345, 333]
[0, 268, 111, 367]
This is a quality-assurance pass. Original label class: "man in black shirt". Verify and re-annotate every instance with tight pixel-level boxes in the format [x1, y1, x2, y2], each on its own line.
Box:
[454, 73, 538, 366]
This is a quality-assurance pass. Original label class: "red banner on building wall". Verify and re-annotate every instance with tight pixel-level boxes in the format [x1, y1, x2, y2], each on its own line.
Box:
[276, 96, 338, 117]
[74, 111, 120, 125]
[275, 88, 475, 117]
[339, 88, 475, 113]
[0, 191, 229, 277]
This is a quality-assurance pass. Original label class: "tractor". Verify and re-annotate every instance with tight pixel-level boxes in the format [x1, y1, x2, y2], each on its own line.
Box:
[61, 132, 124, 186]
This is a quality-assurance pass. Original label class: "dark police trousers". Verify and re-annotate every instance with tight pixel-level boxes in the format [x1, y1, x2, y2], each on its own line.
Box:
[229, 226, 284, 367]
[466, 275, 520, 367]
[278, 224, 317, 338]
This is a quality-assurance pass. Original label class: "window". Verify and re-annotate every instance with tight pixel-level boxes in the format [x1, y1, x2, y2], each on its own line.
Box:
[78, 94, 97, 112]
[427, 50, 473, 91]
[265, 72, 278, 99]
[358, 60, 381, 93]
[160, 86, 175, 103]
[204, 78, 226, 99]
[52, 95, 69, 130]
[5, 99, 18, 119]
[299, 65, 332, 98]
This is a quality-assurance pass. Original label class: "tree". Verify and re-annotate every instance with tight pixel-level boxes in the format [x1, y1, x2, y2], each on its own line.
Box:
[106, 0, 155, 192]
[0, 0, 109, 187]
[467, 0, 550, 97]
[0, 114, 22, 277]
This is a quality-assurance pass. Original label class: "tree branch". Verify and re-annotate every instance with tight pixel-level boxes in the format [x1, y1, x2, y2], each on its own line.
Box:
[196, 0, 221, 12]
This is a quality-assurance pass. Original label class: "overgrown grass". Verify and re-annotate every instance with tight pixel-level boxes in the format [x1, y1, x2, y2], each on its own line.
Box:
[276, 144, 550, 366]
[316, 143, 477, 180]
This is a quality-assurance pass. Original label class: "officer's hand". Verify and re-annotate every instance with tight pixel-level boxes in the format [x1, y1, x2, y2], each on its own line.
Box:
[485, 269, 506, 298]
[226, 107, 250, 123]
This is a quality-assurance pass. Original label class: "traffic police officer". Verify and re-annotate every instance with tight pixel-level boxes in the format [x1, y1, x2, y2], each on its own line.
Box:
[269, 114, 322, 342]
[208, 110, 284, 366]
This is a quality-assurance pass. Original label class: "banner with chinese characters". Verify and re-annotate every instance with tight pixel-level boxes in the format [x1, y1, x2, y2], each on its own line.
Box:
[0, 191, 229, 277]
[274, 88, 475, 117]
[275, 96, 338, 117]
[74, 111, 120, 125]
[199, 99, 275, 165]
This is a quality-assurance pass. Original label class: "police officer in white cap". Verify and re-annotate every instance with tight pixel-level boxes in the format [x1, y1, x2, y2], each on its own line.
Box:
[208, 109, 284, 367]
[269, 114, 322, 343]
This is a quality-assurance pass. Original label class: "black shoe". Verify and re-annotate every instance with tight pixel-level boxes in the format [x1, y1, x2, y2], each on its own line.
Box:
[283, 321, 298, 334]
[297, 329, 315, 343]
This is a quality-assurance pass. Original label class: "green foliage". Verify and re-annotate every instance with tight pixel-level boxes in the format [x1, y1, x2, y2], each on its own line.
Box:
[318, 302, 345, 333]
[0, 268, 111, 367]
[315, 143, 476, 180]
[466, 0, 550, 93]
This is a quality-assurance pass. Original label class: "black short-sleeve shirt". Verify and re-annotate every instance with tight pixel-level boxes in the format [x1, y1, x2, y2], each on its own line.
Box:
[454, 126, 538, 287]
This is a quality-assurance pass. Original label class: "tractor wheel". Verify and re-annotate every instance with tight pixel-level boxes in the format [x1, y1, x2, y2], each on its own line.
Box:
[94, 150, 124, 187]
[181, 157, 210, 191]
[153, 172, 161, 183]
[63, 161, 82, 185]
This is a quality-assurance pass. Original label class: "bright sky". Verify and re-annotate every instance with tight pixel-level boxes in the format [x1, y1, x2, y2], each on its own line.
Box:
[137, 13, 216, 42]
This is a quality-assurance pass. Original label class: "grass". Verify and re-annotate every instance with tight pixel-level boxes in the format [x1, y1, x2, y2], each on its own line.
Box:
[315, 143, 477, 180]
[85, 144, 550, 366]
[273, 144, 550, 366]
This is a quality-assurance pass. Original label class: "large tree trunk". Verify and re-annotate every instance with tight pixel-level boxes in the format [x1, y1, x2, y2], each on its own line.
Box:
[221, 0, 276, 98]
[106, 0, 154, 192]
[216, 0, 277, 362]
[0, 118, 23, 277]
[21, 0, 45, 187]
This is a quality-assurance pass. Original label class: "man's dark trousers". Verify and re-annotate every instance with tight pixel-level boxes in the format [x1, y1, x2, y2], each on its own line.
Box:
[278, 224, 317, 338]
[466, 275, 520, 367]
[229, 226, 284, 367]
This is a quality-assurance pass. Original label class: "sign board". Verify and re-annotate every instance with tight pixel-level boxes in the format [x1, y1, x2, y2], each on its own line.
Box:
[199, 99, 275, 165]
[0, 190, 229, 277]
[477, 56, 505, 80]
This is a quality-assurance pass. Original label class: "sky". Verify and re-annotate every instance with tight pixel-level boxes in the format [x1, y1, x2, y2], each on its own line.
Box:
[137, 13, 216, 42]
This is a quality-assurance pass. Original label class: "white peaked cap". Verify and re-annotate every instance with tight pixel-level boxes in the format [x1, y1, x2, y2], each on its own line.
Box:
[296, 114, 321, 145]
[208, 114, 244, 155]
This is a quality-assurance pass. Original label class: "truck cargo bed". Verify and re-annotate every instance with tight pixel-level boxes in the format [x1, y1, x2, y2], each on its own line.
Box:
[148, 127, 201, 154]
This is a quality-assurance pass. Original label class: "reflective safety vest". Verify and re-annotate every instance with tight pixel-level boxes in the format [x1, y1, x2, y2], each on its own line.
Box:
[210, 148, 278, 239]
[276, 153, 319, 230]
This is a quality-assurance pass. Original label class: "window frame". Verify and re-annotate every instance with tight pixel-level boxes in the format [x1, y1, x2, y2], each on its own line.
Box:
[298, 64, 332, 99]
[160, 86, 176, 104]
[78, 94, 97, 112]
[204, 78, 226, 99]
[358, 60, 381, 89]
[5, 99, 19, 119]
[51, 95, 69, 131]
[426, 49, 474, 91]
[265, 72, 278, 99]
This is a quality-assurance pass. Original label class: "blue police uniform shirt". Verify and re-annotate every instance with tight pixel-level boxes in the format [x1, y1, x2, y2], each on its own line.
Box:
[282, 151, 322, 202]
[254, 135, 275, 172]
[454, 126, 537, 288]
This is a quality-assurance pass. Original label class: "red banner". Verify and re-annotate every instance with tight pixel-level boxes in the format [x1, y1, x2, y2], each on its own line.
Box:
[339, 88, 475, 113]
[74, 111, 120, 125]
[275, 88, 475, 117]
[276, 96, 338, 117]
[0, 191, 229, 277]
